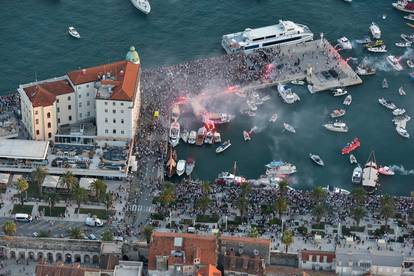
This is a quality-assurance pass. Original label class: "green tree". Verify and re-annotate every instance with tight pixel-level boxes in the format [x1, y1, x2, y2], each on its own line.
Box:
[3, 221, 16, 236]
[352, 206, 366, 226]
[102, 230, 114, 241]
[71, 186, 88, 214]
[143, 225, 154, 244]
[159, 183, 176, 208]
[380, 195, 395, 229]
[201, 181, 210, 195]
[312, 186, 327, 203]
[104, 192, 114, 213]
[38, 230, 50, 238]
[68, 227, 83, 239]
[274, 197, 288, 220]
[59, 171, 78, 192]
[248, 227, 259, 238]
[31, 166, 47, 196]
[46, 192, 59, 217]
[278, 180, 289, 196]
[281, 230, 294, 254]
[351, 187, 366, 206]
[196, 195, 211, 214]
[312, 203, 326, 223]
[16, 178, 29, 206]
[91, 179, 107, 201]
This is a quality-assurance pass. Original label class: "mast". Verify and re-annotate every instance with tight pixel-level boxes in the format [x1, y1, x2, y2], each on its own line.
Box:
[233, 161, 237, 176]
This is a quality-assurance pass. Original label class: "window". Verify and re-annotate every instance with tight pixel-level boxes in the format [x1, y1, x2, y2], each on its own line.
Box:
[36, 130, 40, 135]
[67, 96, 71, 101]
[86, 92, 89, 97]
[87, 111, 90, 116]
[105, 102, 108, 106]
[35, 111, 38, 115]
[86, 84, 89, 88]
[68, 105, 71, 110]
[121, 110, 124, 114]
[47, 122, 51, 128]
[56, 99, 59, 104]
[57, 107, 60, 113]
[87, 101, 90, 106]
[121, 119, 124, 124]
[105, 109, 108, 113]
[121, 130, 125, 134]
[113, 119, 116, 123]
[120, 102, 124, 106]
[69, 115, 72, 121]
[79, 102, 82, 107]
[35, 119, 39, 125]
[57, 118, 60, 124]
[112, 102, 116, 106]
[48, 132, 52, 138]
[105, 118, 108, 123]
[80, 113, 83, 118]
[113, 129, 116, 134]
[47, 112, 51, 119]
[113, 110, 116, 114]
[79, 94, 81, 99]
[105, 129, 108, 134]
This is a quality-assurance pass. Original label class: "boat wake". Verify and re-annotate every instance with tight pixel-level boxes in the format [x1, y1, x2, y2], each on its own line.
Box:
[388, 165, 414, 175]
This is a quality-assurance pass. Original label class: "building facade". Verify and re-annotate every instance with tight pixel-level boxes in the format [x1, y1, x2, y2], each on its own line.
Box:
[299, 250, 335, 271]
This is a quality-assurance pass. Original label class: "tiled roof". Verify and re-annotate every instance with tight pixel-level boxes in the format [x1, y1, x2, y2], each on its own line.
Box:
[67, 61, 140, 101]
[197, 264, 222, 276]
[148, 232, 218, 270]
[23, 79, 74, 107]
[220, 235, 271, 246]
[35, 262, 106, 276]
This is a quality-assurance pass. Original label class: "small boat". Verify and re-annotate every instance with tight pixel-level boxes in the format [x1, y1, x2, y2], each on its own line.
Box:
[216, 140, 231, 154]
[176, 160, 186, 176]
[309, 153, 324, 166]
[350, 154, 357, 164]
[330, 109, 346, 118]
[378, 166, 395, 176]
[180, 130, 189, 143]
[352, 165, 363, 184]
[323, 121, 349, 133]
[356, 65, 376, 76]
[404, 14, 414, 21]
[382, 78, 389, 89]
[407, 23, 414, 28]
[307, 84, 314, 94]
[395, 41, 412, 47]
[269, 113, 278, 123]
[341, 138, 361, 155]
[401, 33, 414, 43]
[399, 86, 407, 96]
[185, 158, 195, 176]
[337, 36, 353, 50]
[188, 130, 196, 144]
[369, 22, 381, 39]
[407, 59, 414, 68]
[266, 161, 297, 175]
[195, 127, 206, 146]
[356, 37, 372, 44]
[396, 126, 410, 138]
[386, 55, 403, 71]
[378, 98, 397, 110]
[169, 122, 180, 147]
[332, 88, 348, 97]
[213, 132, 221, 143]
[367, 45, 387, 53]
[291, 80, 305, 85]
[204, 131, 214, 144]
[393, 108, 406, 116]
[243, 130, 251, 141]
[203, 112, 234, 125]
[129, 0, 151, 14]
[283, 123, 296, 133]
[393, 114, 411, 125]
[277, 84, 300, 104]
[68, 26, 80, 39]
[323, 185, 350, 195]
[364, 39, 384, 48]
[393, 1, 414, 14]
[362, 151, 379, 194]
[343, 95, 352, 106]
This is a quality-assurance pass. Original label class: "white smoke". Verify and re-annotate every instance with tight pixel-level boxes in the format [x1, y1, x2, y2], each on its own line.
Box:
[389, 165, 414, 175]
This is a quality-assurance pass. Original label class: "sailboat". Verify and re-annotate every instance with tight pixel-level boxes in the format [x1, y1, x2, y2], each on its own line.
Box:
[216, 161, 246, 185]
[362, 151, 379, 194]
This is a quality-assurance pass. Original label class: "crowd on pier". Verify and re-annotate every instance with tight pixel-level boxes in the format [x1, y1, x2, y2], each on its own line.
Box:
[0, 93, 19, 113]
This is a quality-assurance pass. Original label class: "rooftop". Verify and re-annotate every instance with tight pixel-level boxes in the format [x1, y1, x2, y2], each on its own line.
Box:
[23, 79, 74, 108]
[0, 139, 49, 160]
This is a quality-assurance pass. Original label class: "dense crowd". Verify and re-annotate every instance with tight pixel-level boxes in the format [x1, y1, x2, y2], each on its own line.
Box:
[0, 93, 19, 113]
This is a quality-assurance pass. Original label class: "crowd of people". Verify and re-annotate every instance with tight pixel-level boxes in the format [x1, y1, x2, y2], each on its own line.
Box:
[0, 93, 19, 113]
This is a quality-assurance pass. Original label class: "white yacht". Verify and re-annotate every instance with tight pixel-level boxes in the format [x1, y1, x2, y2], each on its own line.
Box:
[277, 84, 300, 104]
[393, 108, 406, 116]
[356, 65, 376, 76]
[309, 153, 324, 166]
[323, 185, 350, 195]
[395, 41, 412, 47]
[337, 37, 352, 50]
[352, 165, 363, 184]
[188, 130, 196, 145]
[169, 122, 180, 147]
[332, 88, 348, 97]
[176, 160, 185, 176]
[68, 26, 80, 39]
[367, 45, 387, 53]
[386, 55, 403, 71]
[396, 126, 410, 138]
[343, 95, 352, 106]
[283, 123, 296, 133]
[362, 152, 379, 194]
[369, 22, 381, 39]
[221, 20, 314, 54]
[323, 121, 349, 133]
[213, 132, 221, 143]
[129, 0, 151, 14]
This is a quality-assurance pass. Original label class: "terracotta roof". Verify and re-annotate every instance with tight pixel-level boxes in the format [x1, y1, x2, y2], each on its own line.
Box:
[148, 232, 218, 270]
[222, 254, 264, 276]
[67, 61, 140, 101]
[220, 235, 271, 246]
[23, 79, 74, 108]
[35, 262, 109, 276]
[300, 250, 335, 263]
[198, 264, 222, 276]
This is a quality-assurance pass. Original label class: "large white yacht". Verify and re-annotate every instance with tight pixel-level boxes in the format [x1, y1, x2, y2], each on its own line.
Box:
[221, 20, 314, 54]
[129, 0, 151, 14]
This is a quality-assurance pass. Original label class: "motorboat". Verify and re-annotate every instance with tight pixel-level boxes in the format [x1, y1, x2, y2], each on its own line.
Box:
[393, 1, 414, 13]
[404, 14, 414, 21]
[367, 45, 387, 53]
[382, 14, 387, 20]
[393, 108, 406, 116]
[176, 160, 186, 176]
[213, 132, 221, 143]
[216, 140, 231, 154]
[343, 95, 352, 106]
[129, 0, 151, 14]
[195, 127, 206, 146]
[221, 20, 314, 54]
[352, 165, 363, 184]
[291, 80, 305, 85]
[309, 153, 324, 166]
[323, 185, 350, 195]
[341, 138, 361, 155]
[185, 158, 195, 176]
[364, 39, 384, 48]
[396, 41, 412, 47]
[356, 37, 371, 44]
[307, 84, 314, 94]
[203, 112, 234, 125]
[332, 88, 348, 97]
[337, 36, 353, 50]
[188, 130, 196, 145]
[399, 86, 407, 96]
[169, 122, 180, 147]
[407, 59, 414, 68]
[369, 22, 381, 39]
[265, 160, 284, 169]
[350, 154, 357, 164]
[269, 113, 278, 123]
[243, 130, 251, 141]
[386, 55, 403, 71]
[378, 98, 397, 110]
[283, 123, 296, 133]
[277, 84, 300, 104]
[356, 65, 376, 76]
[330, 109, 346, 118]
[180, 130, 189, 143]
[324, 121, 349, 133]
[401, 33, 414, 42]
[204, 131, 214, 144]
[266, 162, 297, 175]
[378, 166, 395, 176]
[68, 26, 80, 39]
[362, 152, 379, 194]
[393, 114, 411, 125]
[217, 172, 246, 185]
[382, 78, 389, 89]
[396, 126, 410, 138]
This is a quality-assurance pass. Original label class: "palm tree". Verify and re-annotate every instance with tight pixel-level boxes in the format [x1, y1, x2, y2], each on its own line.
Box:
[32, 166, 47, 196]
[352, 206, 366, 226]
[71, 186, 88, 214]
[201, 181, 210, 195]
[59, 171, 78, 192]
[68, 227, 83, 239]
[46, 192, 59, 217]
[143, 225, 154, 244]
[274, 197, 288, 220]
[102, 230, 113, 241]
[281, 230, 294, 254]
[248, 227, 259, 238]
[278, 180, 289, 196]
[380, 195, 395, 229]
[16, 178, 29, 205]
[159, 183, 176, 208]
[104, 192, 114, 213]
[351, 187, 366, 206]
[3, 221, 16, 236]
[196, 195, 211, 214]
[312, 186, 327, 203]
[91, 179, 107, 201]
[312, 203, 326, 223]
